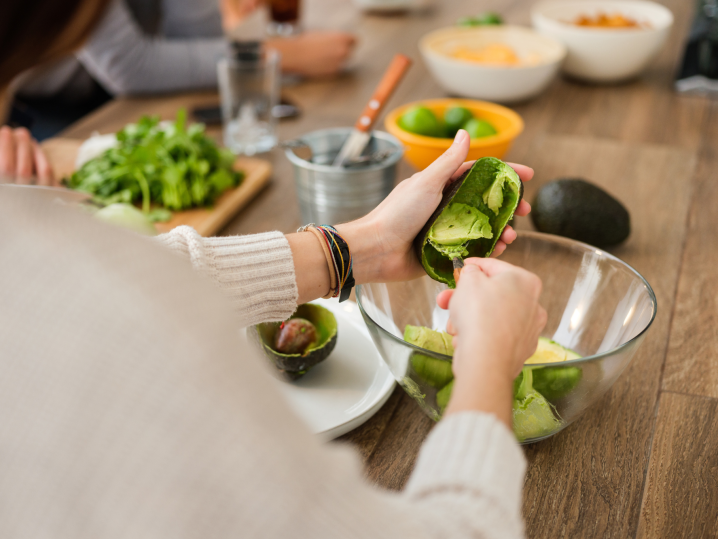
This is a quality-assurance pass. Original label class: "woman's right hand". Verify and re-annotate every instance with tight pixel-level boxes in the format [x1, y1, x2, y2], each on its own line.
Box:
[0, 126, 55, 185]
[266, 31, 357, 77]
[436, 258, 547, 425]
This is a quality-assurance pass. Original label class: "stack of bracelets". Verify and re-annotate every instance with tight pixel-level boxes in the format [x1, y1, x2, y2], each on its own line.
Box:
[298, 224, 355, 303]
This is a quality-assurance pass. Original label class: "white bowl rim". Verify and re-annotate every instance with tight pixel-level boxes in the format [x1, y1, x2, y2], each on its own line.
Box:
[356, 230, 658, 368]
[419, 25, 568, 70]
[531, 0, 675, 34]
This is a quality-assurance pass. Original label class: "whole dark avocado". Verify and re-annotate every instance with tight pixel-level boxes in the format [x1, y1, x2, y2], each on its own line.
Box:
[531, 179, 630, 247]
[252, 303, 337, 381]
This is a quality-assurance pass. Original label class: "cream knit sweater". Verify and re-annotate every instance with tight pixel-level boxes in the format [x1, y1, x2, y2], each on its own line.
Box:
[0, 189, 526, 539]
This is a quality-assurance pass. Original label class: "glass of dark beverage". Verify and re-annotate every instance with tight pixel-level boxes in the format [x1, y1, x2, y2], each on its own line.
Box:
[268, 0, 301, 36]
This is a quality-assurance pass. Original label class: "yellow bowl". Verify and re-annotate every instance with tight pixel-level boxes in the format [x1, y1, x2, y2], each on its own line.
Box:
[384, 99, 524, 170]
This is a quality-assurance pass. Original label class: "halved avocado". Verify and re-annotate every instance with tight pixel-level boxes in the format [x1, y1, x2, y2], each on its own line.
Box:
[525, 337, 582, 364]
[404, 325, 454, 389]
[252, 303, 337, 381]
[414, 157, 523, 288]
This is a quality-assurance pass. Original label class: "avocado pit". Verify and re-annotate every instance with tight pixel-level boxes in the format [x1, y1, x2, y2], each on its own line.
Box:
[253, 303, 338, 381]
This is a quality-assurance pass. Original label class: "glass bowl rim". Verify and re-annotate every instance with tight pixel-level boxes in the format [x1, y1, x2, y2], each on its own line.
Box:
[356, 230, 658, 368]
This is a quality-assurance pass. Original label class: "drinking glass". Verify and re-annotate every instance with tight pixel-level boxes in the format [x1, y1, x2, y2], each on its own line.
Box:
[268, 0, 301, 36]
[218, 43, 280, 155]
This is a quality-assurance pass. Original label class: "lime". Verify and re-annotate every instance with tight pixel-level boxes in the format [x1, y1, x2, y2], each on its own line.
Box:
[444, 107, 474, 136]
[398, 106, 444, 137]
[463, 118, 497, 139]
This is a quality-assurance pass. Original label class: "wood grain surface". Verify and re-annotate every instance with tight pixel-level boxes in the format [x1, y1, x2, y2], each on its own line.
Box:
[41, 137, 272, 237]
[52, 0, 717, 536]
[661, 99, 718, 400]
[637, 392, 718, 539]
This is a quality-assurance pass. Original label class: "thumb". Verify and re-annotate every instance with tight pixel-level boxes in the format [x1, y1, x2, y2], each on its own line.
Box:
[455, 262, 487, 290]
[418, 129, 470, 189]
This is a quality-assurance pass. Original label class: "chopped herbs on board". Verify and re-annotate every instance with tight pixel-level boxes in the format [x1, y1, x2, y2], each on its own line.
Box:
[64, 110, 243, 219]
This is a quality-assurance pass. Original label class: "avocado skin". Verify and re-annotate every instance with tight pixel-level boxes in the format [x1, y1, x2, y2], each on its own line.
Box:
[414, 157, 524, 288]
[531, 179, 630, 247]
[252, 304, 337, 381]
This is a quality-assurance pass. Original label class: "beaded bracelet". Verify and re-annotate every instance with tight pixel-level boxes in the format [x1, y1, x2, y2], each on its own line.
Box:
[298, 224, 355, 303]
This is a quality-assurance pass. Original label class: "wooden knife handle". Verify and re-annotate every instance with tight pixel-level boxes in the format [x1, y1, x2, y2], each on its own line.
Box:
[354, 54, 412, 133]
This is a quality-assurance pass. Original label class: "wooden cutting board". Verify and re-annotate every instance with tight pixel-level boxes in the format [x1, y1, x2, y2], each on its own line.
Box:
[41, 137, 272, 236]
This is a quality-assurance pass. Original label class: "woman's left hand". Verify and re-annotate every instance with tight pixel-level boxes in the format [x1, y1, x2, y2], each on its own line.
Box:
[336, 129, 533, 284]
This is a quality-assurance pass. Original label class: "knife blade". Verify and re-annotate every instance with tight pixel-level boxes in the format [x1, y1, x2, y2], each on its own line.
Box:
[333, 54, 412, 167]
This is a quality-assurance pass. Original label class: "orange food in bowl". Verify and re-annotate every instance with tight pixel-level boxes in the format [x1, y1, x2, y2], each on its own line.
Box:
[385, 99, 524, 170]
[573, 13, 649, 28]
[450, 43, 543, 67]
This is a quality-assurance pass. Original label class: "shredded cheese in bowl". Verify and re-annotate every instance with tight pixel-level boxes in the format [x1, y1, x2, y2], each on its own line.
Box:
[450, 43, 542, 67]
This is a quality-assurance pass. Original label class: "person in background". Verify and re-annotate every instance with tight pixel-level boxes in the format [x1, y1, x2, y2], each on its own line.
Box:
[1, 0, 355, 179]
[1, 1, 544, 538]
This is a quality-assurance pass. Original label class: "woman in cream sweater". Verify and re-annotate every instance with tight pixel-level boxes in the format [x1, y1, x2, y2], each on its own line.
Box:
[0, 1, 546, 537]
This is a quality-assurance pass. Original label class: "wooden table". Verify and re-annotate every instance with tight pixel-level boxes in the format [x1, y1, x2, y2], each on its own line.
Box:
[55, 0, 718, 536]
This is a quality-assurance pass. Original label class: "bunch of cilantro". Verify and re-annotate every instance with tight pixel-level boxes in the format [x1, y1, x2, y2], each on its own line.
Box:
[64, 109, 243, 220]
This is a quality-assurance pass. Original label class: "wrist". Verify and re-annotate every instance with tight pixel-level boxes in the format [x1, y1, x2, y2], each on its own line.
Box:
[334, 220, 382, 285]
[454, 337, 517, 387]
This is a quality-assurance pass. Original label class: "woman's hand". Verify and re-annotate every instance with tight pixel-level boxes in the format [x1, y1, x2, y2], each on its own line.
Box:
[0, 126, 55, 185]
[220, 0, 262, 32]
[437, 258, 547, 426]
[266, 32, 357, 77]
[337, 129, 533, 285]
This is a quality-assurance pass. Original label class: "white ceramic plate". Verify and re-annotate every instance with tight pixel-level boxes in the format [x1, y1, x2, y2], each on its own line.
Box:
[260, 299, 395, 440]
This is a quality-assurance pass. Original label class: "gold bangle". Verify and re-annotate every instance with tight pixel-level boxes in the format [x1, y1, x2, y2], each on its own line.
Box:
[298, 224, 336, 299]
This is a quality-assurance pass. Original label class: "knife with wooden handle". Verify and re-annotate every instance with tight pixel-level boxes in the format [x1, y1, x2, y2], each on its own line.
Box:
[332, 54, 412, 167]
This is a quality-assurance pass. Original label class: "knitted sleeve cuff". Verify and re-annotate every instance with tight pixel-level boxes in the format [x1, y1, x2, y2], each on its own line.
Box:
[404, 411, 526, 519]
[157, 226, 298, 326]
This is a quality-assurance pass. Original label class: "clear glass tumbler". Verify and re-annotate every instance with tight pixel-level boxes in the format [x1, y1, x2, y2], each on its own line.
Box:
[218, 43, 280, 156]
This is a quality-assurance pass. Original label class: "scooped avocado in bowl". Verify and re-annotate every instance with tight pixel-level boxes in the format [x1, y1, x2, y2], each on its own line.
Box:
[404, 325, 454, 389]
[252, 303, 337, 381]
[404, 326, 582, 442]
[415, 156, 523, 288]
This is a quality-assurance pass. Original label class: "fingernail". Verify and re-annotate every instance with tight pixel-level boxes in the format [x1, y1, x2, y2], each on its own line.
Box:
[453, 129, 467, 144]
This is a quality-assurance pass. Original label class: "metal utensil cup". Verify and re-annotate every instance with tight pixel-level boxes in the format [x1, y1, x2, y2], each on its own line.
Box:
[286, 128, 403, 225]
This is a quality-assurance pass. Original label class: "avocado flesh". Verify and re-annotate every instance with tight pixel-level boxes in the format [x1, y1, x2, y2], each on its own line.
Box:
[415, 157, 522, 288]
[403, 326, 584, 441]
[525, 337, 581, 364]
[427, 203, 492, 258]
[404, 325, 454, 389]
[253, 303, 338, 380]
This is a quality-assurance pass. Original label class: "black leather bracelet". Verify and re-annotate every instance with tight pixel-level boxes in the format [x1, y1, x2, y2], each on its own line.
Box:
[323, 226, 355, 303]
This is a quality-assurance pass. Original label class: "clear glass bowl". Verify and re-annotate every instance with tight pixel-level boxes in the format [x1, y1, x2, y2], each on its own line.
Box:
[356, 231, 657, 444]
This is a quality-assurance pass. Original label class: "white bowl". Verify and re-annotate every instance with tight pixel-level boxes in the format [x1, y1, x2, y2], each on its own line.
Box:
[532, 0, 674, 83]
[419, 25, 567, 103]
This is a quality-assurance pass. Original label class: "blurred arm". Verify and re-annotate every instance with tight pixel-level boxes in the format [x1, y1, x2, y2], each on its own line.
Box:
[77, 0, 226, 95]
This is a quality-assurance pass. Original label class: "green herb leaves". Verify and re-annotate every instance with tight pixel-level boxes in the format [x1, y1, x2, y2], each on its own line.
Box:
[64, 109, 243, 216]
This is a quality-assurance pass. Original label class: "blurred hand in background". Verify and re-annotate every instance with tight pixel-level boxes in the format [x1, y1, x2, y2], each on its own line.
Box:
[0, 126, 55, 185]
[220, 0, 263, 32]
[267, 31, 357, 77]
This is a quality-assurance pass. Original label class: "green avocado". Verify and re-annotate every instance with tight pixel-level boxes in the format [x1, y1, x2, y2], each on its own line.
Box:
[532, 366, 582, 401]
[531, 178, 630, 247]
[404, 325, 454, 389]
[252, 303, 337, 381]
[512, 368, 563, 442]
[415, 157, 523, 288]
